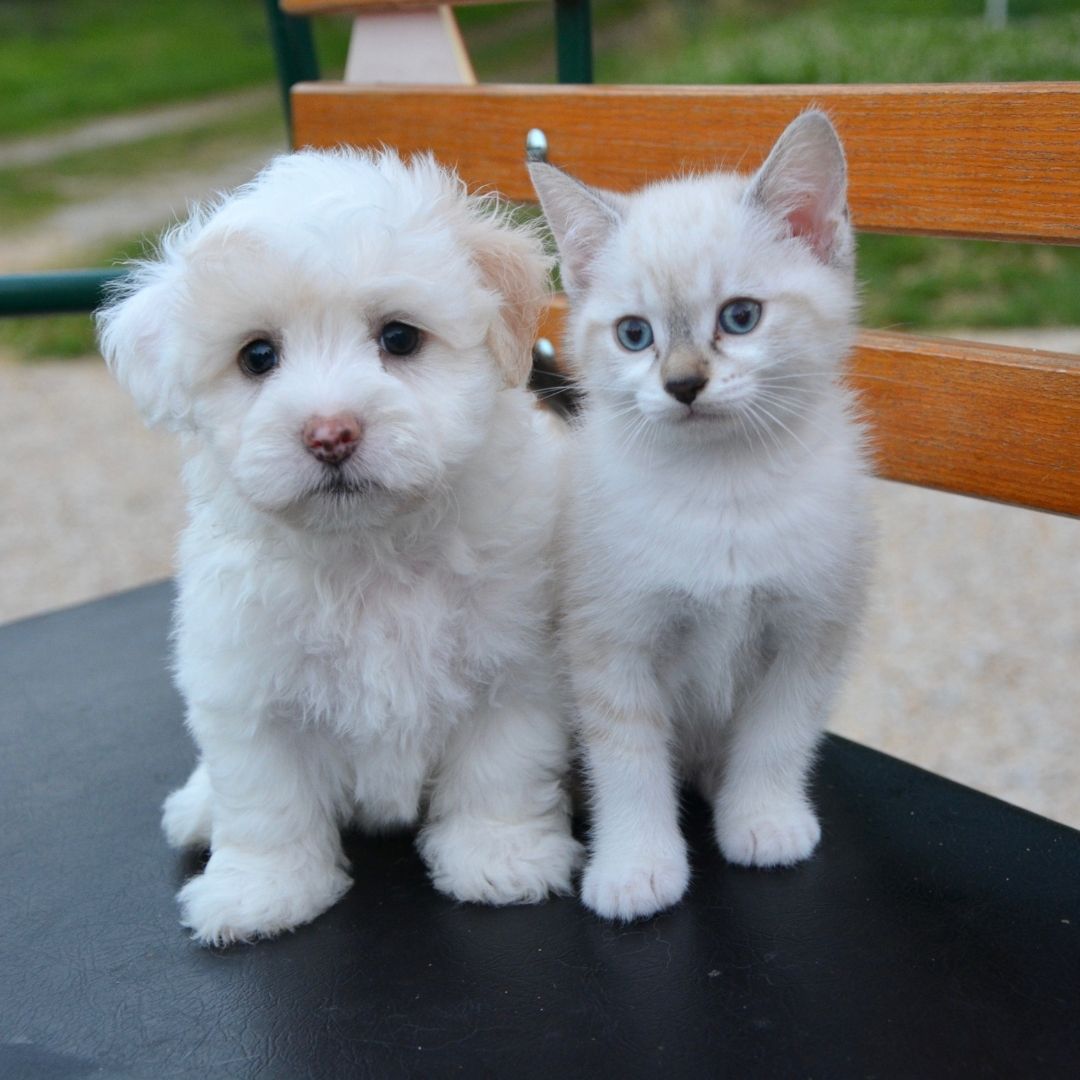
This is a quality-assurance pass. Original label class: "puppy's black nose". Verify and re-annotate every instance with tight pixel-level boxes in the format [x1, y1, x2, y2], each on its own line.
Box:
[303, 414, 362, 465]
[664, 375, 708, 405]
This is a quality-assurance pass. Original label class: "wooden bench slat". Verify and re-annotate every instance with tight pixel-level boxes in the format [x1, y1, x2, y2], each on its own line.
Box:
[293, 82, 1080, 245]
[851, 331, 1080, 516]
[537, 300, 1080, 516]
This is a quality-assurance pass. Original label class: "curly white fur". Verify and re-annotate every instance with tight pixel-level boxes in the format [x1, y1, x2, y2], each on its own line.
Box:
[97, 149, 581, 946]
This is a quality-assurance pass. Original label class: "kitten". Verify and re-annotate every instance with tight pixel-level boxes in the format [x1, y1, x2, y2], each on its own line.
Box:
[529, 111, 872, 921]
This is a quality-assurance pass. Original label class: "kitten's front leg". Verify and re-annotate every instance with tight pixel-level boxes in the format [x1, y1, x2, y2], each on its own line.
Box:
[418, 674, 582, 905]
[715, 618, 851, 868]
[575, 641, 689, 921]
[174, 707, 352, 946]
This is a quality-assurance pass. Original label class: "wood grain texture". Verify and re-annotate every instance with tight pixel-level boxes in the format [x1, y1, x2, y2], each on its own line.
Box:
[850, 332, 1080, 516]
[292, 83, 1080, 244]
[282, 0, 533, 13]
[537, 300, 1080, 516]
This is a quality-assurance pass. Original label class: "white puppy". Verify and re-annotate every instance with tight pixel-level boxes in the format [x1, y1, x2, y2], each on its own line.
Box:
[97, 149, 581, 946]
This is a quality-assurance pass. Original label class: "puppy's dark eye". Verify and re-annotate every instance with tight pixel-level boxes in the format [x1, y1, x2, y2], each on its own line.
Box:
[380, 321, 422, 357]
[615, 316, 654, 352]
[718, 298, 762, 335]
[238, 338, 280, 377]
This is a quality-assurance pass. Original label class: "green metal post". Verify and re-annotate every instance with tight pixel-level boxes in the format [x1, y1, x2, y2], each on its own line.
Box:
[0, 270, 128, 317]
[263, 0, 320, 143]
[554, 0, 593, 84]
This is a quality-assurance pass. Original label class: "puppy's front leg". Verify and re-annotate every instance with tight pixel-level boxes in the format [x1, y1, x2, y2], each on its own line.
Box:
[418, 676, 582, 905]
[176, 708, 351, 946]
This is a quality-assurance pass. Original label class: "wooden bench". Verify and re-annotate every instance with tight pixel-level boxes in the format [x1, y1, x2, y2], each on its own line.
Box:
[1, 5, 1078, 1077]
[293, 80, 1080, 515]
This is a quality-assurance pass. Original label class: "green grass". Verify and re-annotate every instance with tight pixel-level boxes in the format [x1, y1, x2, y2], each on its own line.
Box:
[3, 0, 1080, 358]
[593, 2, 1080, 84]
[0, 0, 349, 139]
[859, 235, 1080, 331]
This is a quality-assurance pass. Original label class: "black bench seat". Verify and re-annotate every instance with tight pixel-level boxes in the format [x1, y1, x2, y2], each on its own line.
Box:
[2, 582, 1077, 1078]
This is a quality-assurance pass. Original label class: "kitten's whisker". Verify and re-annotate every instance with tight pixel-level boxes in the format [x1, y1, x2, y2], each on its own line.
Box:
[750, 398, 816, 456]
[755, 372, 835, 383]
[738, 401, 785, 463]
[754, 392, 838, 442]
[756, 369, 922, 392]
[612, 410, 651, 460]
[753, 361, 837, 378]
[754, 381, 828, 397]
[733, 409, 771, 467]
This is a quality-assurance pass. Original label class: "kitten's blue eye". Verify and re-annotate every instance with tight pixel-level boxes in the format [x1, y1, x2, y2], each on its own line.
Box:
[380, 321, 422, 357]
[238, 338, 279, 377]
[615, 316, 654, 352]
[718, 298, 762, 335]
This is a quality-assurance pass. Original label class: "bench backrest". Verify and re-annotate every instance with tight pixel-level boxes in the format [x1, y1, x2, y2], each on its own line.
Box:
[290, 79, 1080, 517]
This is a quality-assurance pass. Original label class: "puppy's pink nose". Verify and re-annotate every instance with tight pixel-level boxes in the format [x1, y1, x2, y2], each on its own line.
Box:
[302, 414, 362, 465]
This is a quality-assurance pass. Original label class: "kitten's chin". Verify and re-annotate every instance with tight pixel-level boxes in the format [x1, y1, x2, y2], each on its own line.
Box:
[646, 403, 743, 438]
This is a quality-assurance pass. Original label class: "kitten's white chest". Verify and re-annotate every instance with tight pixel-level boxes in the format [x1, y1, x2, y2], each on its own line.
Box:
[575, 414, 861, 603]
[583, 467, 794, 597]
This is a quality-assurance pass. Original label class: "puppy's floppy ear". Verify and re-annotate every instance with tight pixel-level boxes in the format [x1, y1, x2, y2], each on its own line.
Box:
[463, 205, 553, 390]
[744, 109, 853, 269]
[96, 254, 193, 431]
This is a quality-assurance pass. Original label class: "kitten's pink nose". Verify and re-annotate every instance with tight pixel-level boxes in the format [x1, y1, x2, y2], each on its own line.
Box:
[302, 414, 362, 465]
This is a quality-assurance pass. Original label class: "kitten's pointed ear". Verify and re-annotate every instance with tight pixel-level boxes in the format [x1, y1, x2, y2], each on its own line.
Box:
[527, 161, 626, 296]
[745, 110, 852, 267]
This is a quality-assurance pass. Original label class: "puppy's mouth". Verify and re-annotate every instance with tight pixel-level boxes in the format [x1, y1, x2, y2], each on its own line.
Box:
[310, 471, 384, 499]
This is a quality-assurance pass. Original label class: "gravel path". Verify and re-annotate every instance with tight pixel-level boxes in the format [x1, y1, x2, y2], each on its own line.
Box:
[2, 350, 1077, 829]
[0, 88, 276, 169]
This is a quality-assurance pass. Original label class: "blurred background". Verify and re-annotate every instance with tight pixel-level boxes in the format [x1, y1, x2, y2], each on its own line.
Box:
[2, 0, 1077, 825]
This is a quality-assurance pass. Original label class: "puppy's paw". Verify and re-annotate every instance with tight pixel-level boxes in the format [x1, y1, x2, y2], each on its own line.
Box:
[177, 848, 351, 947]
[581, 847, 690, 922]
[418, 817, 583, 905]
[162, 764, 213, 849]
[716, 801, 821, 868]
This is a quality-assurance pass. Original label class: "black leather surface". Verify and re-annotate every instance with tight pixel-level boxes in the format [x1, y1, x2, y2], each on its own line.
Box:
[2, 582, 1078, 1079]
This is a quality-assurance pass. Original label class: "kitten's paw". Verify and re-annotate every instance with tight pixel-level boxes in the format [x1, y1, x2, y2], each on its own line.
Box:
[419, 817, 583, 905]
[177, 848, 351, 947]
[717, 802, 821, 868]
[580, 849, 690, 922]
[162, 764, 213, 849]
